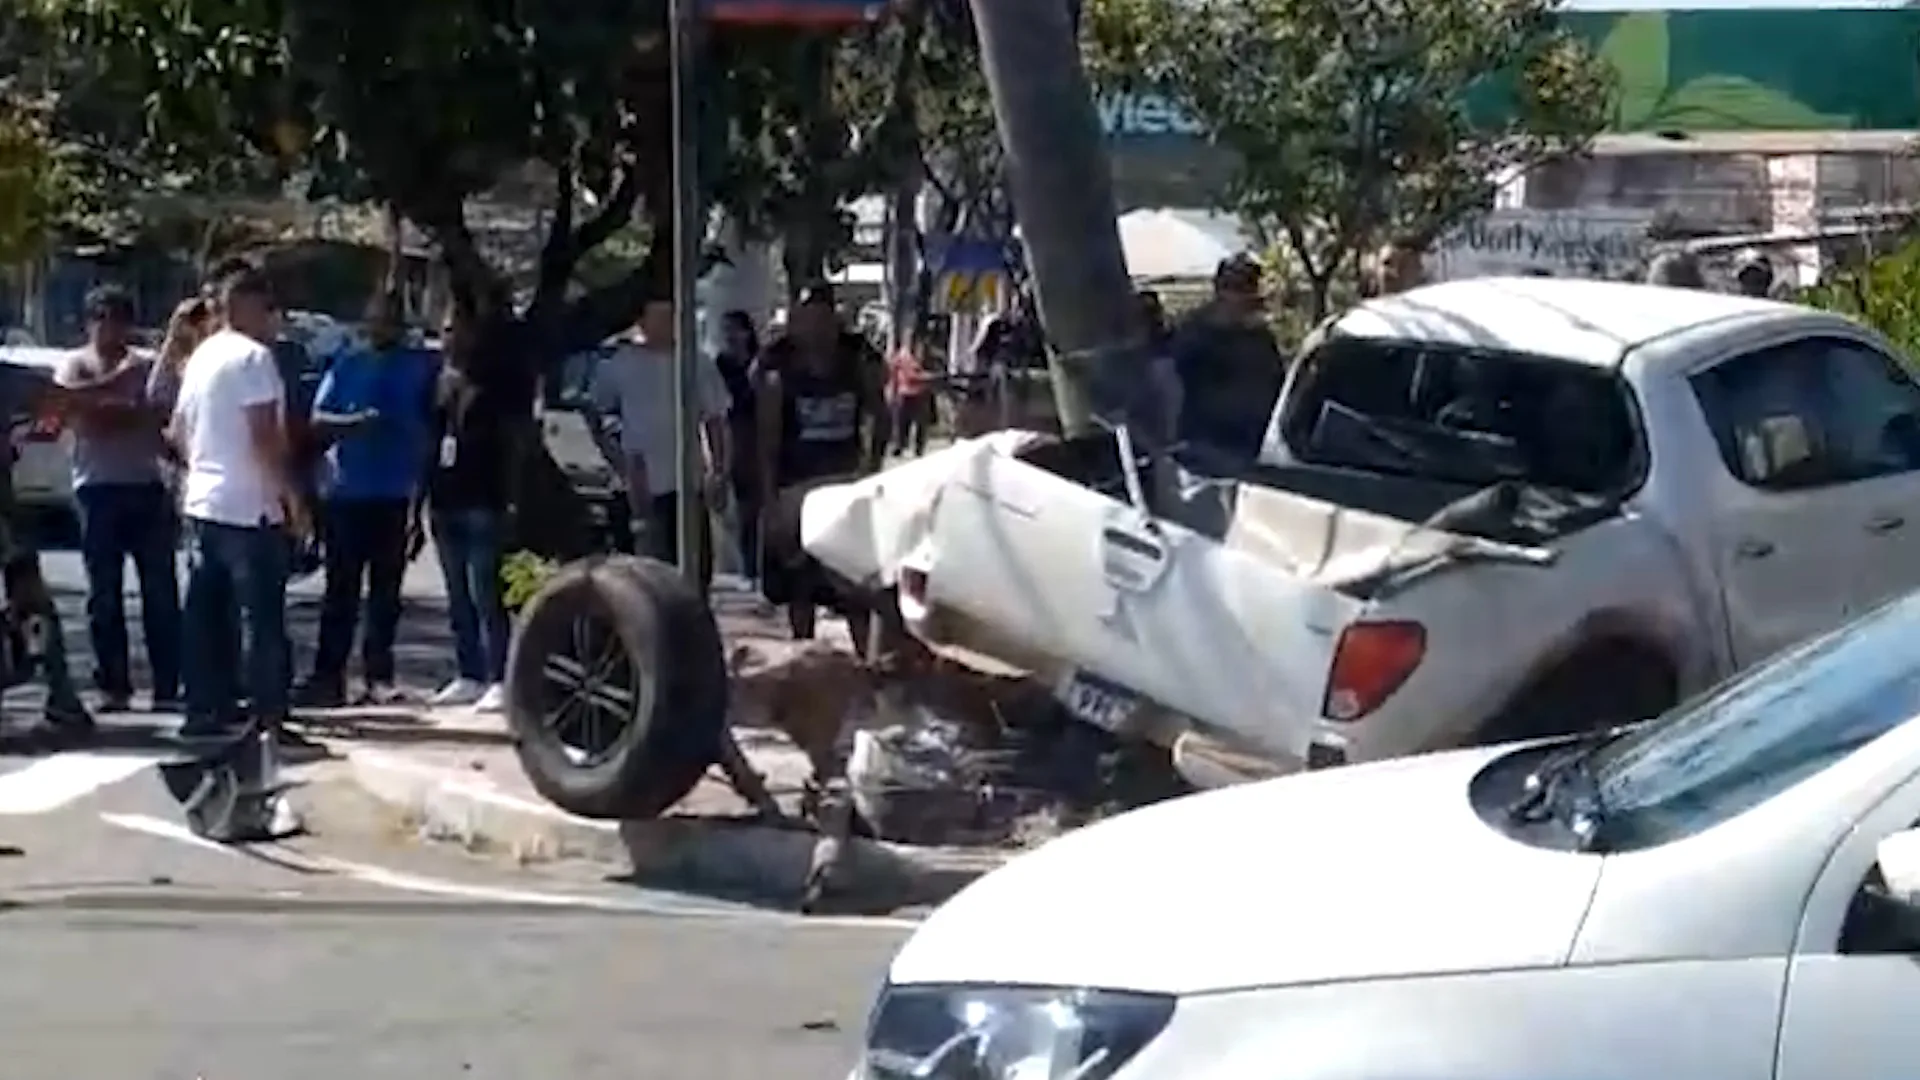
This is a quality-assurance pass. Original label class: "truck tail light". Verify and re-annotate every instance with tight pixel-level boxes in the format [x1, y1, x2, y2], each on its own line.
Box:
[1322, 620, 1425, 722]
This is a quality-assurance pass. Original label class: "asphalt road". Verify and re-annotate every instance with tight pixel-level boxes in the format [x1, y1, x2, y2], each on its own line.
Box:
[0, 904, 897, 1078]
[0, 536, 906, 1078]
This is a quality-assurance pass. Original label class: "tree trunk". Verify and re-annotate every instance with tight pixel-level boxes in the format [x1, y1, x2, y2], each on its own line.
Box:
[462, 310, 598, 562]
[781, 223, 830, 304]
[910, 193, 962, 344]
[1309, 275, 1333, 323]
[884, 170, 920, 352]
[782, 35, 842, 303]
[478, 231, 671, 562]
[968, 0, 1144, 439]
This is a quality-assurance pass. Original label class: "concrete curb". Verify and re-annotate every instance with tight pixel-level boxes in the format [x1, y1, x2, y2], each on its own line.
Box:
[339, 748, 1005, 915]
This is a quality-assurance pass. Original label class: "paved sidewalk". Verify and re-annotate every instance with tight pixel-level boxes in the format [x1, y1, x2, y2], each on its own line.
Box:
[295, 706, 1002, 915]
[286, 571, 1002, 915]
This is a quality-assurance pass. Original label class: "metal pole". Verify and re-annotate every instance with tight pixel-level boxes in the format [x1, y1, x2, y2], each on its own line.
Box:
[967, 0, 1145, 437]
[669, 0, 704, 583]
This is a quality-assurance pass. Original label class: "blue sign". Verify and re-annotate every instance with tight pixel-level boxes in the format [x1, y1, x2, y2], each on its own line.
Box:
[932, 237, 1013, 313]
[934, 237, 1005, 277]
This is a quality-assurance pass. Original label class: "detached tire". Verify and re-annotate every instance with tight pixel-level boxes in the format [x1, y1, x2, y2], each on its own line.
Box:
[505, 555, 729, 820]
[1478, 640, 1678, 746]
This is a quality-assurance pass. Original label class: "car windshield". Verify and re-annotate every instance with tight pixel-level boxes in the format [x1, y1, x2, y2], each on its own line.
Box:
[1582, 594, 1920, 851]
[1280, 336, 1641, 495]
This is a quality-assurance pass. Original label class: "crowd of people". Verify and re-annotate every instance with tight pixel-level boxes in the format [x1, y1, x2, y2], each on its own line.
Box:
[0, 259, 526, 762]
[0, 265, 925, 767]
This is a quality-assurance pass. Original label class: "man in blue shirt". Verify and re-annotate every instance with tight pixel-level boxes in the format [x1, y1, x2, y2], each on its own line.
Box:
[294, 291, 436, 706]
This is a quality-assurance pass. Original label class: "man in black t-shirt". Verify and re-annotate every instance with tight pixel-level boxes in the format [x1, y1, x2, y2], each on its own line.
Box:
[416, 314, 520, 712]
[1171, 255, 1288, 461]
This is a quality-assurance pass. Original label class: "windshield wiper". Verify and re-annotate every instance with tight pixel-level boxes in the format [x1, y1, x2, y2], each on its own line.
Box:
[1503, 728, 1622, 850]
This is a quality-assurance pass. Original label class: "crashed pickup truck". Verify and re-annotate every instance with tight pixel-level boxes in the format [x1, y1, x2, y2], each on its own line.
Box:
[802, 276, 1920, 786]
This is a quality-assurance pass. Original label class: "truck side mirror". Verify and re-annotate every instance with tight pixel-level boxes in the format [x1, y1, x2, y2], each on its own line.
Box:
[1849, 829, 1920, 953]
[1877, 829, 1920, 899]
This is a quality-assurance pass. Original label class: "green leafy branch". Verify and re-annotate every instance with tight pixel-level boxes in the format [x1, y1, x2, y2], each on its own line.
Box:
[1599, 11, 1852, 131]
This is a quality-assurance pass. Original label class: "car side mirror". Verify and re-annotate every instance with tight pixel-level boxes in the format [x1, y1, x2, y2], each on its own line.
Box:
[1877, 829, 1920, 899]
[1846, 829, 1920, 953]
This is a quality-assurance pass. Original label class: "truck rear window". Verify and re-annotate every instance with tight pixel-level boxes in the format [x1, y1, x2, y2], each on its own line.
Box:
[1280, 337, 1642, 496]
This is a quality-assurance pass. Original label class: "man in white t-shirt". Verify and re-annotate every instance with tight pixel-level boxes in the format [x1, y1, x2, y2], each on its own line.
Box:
[169, 268, 310, 753]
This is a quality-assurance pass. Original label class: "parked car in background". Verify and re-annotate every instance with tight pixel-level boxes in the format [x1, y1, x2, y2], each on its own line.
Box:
[280, 310, 356, 366]
[851, 587, 1920, 1080]
[0, 346, 82, 515]
[804, 278, 1920, 787]
[540, 343, 630, 551]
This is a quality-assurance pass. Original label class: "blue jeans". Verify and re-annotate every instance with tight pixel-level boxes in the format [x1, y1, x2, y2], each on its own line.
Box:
[75, 482, 181, 701]
[182, 518, 289, 736]
[431, 508, 509, 683]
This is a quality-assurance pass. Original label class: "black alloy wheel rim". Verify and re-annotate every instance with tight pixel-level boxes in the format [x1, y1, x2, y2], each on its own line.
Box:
[537, 603, 648, 766]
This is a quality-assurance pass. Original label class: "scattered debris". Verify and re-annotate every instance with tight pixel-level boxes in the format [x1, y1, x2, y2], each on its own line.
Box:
[719, 623, 1186, 854]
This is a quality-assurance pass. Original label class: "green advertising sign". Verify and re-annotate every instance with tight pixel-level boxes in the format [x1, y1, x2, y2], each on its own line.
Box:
[1565, 7, 1920, 131]
[1120, 6, 1920, 141]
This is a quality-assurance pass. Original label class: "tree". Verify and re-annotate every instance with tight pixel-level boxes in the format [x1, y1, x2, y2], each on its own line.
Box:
[904, 4, 1015, 336]
[24, 0, 957, 552]
[0, 88, 61, 266]
[26, 0, 965, 341]
[706, 3, 987, 303]
[1800, 236, 1920, 365]
[4, 4, 307, 276]
[1085, 0, 1615, 318]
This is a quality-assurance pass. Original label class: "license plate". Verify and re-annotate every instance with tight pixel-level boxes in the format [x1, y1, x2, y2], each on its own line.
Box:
[1056, 670, 1141, 732]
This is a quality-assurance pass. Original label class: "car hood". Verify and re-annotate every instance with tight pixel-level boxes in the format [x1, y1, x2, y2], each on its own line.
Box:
[888, 745, 1602, 996]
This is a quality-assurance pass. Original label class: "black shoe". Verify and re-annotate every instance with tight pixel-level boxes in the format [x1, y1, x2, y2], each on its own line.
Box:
[20, 697, 97, 749]
[291, 679, 345, 710]
[149, 697, 182, 714]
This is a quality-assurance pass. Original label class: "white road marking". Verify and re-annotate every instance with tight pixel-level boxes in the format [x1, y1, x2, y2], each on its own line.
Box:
[0, 752, 163, 815]
[100, 812, 229, 853]
[99, 812, 921, 929]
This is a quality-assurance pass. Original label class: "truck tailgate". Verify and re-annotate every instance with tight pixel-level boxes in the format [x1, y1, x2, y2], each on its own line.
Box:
[921, 448, 1370, 760]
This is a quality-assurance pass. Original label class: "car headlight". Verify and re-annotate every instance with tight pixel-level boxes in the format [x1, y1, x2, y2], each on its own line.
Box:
[856, 984, 1174, 1080]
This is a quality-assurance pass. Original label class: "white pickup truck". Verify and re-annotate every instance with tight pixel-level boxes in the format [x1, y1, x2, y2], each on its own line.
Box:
[801, 277, 1920, 786]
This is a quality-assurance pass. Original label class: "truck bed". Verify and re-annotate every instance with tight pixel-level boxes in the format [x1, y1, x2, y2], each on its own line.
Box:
[800, 431, 1614, 769]
[1015, 433, 1620, 551]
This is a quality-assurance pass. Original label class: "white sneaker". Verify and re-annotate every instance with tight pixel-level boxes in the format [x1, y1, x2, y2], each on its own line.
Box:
[431, 678, 485, 706]
[474, 684, 506, 713]
[364, 682, 404, 706]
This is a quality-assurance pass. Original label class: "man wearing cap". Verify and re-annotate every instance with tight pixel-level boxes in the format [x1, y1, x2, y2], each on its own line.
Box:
[1732, 249, 1776, 298]
[1645, 250, 1707, 289]
[1169, 254, 1288, 461]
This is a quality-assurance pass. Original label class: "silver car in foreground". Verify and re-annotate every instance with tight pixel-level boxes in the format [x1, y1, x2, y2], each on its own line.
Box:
[851, 588, 1920, 1080]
